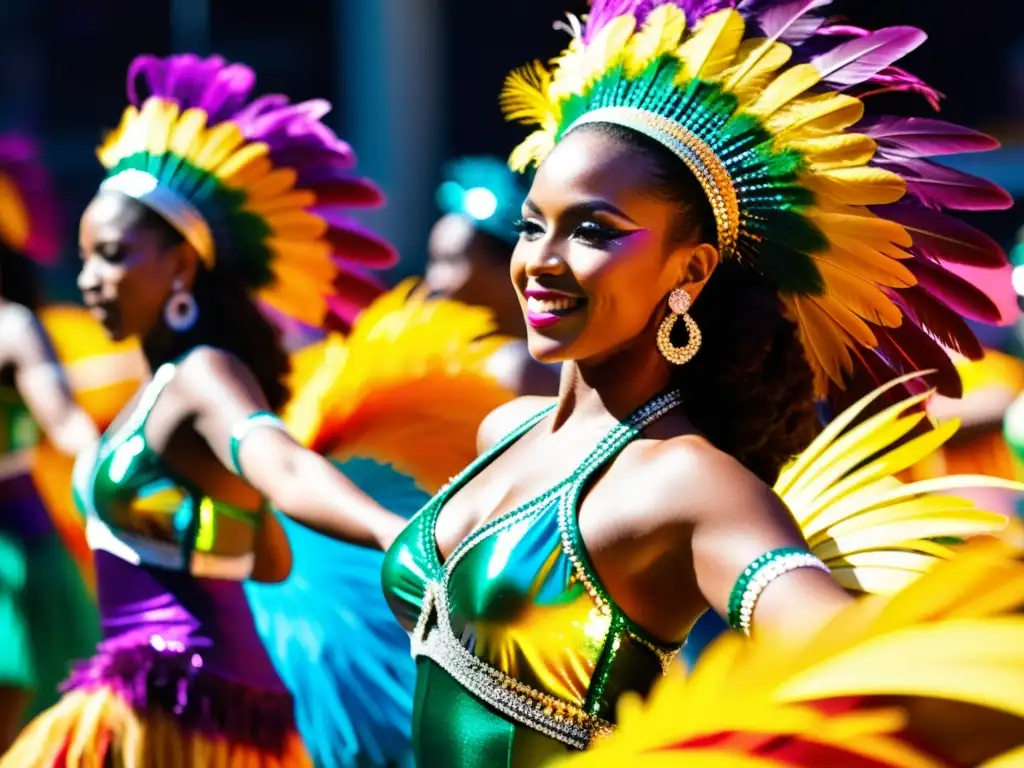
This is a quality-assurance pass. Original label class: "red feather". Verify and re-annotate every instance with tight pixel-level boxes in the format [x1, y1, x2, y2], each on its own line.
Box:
[892, 285, 984, 361]
[907, 258, 1002, 324]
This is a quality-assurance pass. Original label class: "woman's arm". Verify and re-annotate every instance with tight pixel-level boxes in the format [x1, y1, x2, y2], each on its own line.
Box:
[177, 347, 407, 551]
[686, 446, 852, 642]
[1, 304, 98, 456]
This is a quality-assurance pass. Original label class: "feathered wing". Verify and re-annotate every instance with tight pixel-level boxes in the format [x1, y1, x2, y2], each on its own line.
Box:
[559, 540, 1024, 767]
[30, 306, 147, 589]
[282, 279, 516, 492]
[248, 283, 516, 767]
[774, 372, 1015, 595]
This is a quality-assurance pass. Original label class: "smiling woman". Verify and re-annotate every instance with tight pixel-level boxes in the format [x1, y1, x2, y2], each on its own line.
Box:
[378, 1, 1021, 766]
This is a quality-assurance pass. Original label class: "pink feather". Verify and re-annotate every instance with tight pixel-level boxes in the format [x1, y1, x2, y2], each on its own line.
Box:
[907, 258, 1002, 324]
[859, 117, 999, 158]
[811, 26, 927, 88]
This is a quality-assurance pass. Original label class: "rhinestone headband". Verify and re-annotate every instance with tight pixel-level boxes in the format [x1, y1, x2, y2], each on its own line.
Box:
[101, 168, 215, 268]
[566, 106, 740, 260]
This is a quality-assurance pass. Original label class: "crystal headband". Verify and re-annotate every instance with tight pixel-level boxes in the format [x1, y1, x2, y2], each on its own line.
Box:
[565, 106, 740, 260]
[101, 168, 215, 268]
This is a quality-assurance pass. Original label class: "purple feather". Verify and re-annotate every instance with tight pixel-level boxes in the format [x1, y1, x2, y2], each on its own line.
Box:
[854, 67, 942, 110]
[0, 134, 60, 264]
[875, 158, 1014, 212]
[744, 0, 831, 44]
[859, 117, 998, 158]
[876, 202, 1007, 268]
[582, 0, 734, 41]
[891, 285, 984, 360]
[811, 26, 927, 88]
[907, 257, 1002, 324]
[874, 321, 963, 398]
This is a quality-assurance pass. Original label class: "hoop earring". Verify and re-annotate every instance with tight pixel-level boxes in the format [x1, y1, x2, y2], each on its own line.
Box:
[657, 288, 701, 366]
[164, 278, 198, 333]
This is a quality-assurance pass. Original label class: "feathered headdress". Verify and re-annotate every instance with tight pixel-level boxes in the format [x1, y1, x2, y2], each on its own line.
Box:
[501, 0, 1014, 401]
[435, 156, 528, 245]
[97, 54, 395, 330]
[0, 134, 61, 264]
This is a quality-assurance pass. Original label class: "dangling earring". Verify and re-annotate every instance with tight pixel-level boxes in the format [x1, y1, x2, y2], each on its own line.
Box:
[164, 278, 198, 332]
[657, 287, 701, 365]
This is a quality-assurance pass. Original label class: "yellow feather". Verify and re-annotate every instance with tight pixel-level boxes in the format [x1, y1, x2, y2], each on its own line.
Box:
[790, 295, 854, 389]
[816, 259, 904, 326]
[582, 15, 636, 84]
[167, 108, 209, 160]
[809, 202, 913, 248]
[509, 128, 557, 172]
[281, 281, 515, 492]
[97, 106, 139, 168]
[216, 144, 271, 188]
[676, 9, 746, 80]
[243, 190, 317, 217]
[746, 63, 822, 119]
[767, 92, 864, 140]
[143, 100, 179, 160]
[260, 280, 326, 328]
[723, 38, 792, 90]
[813, 295, 878, 347]
[787, 133, 878, 170]
[237, 167, 298, 201]
[266, 210, 328, 240]
[811, 245, 915, 290]
[623, 4, 688, 77]
[188, 122, 245, 171]
[775, 371, 930, 497]
[500, 60, 559, 129]
[803, 166, 908, 206]
[267, 241, 336, 285]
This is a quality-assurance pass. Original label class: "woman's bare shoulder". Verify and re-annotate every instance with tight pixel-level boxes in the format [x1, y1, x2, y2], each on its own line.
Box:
[477, 396, 556, 453]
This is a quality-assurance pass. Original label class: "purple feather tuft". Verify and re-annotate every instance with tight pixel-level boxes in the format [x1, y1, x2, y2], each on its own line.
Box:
[907, 257, 1002, 324]
[811, 26, 927, 87]
[859, 117, 998, 158]
[0, 134, 61, 264]
[743, 0, 832, 44]
[875, 158, 1014, 212]
[877, 202, 1008, 268]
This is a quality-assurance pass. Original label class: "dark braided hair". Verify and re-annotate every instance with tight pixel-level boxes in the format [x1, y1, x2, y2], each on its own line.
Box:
[577, 123, 820, 485]
[99, 192, 291, 411]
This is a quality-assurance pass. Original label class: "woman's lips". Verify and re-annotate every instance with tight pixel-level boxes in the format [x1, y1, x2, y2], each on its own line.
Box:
[524, 292, 585, 329]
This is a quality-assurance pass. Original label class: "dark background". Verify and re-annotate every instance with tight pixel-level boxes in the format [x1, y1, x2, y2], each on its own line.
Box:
[1, 0, 1020, 298]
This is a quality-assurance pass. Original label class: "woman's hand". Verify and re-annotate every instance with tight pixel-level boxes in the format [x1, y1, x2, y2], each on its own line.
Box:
[175, 347, 408, 551]
[0, 304, 98, 457]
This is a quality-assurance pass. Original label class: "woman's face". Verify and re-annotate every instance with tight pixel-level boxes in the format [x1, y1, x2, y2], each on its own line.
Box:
[426, 213, 510, 308]
[78, 193, 186, 342]
[512, 129, 712, 365]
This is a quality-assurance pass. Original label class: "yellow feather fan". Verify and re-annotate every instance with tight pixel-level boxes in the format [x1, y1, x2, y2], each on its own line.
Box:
[282, 280, 515, 493]
[559, 540, 1024, 768]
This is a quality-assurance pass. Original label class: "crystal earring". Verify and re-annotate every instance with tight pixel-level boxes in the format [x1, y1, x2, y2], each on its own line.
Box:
[656, 288, 701, 366]
[164, 278, 198, 332]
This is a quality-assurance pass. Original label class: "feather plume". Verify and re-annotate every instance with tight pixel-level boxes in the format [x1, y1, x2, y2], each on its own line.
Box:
[811, 27, 927, 88]
[282, 281, 514, 492]
[859, 116, 1000, 158]
[878, 203, 1007, 269]
[677, 9, 747, 79]
[624, 4, 688, 75]
[907, 257, 1002, 324]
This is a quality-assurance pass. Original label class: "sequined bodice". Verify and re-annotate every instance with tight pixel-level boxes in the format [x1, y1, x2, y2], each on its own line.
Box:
[382, 391, 685, 753]
[73, 360, 260, 579]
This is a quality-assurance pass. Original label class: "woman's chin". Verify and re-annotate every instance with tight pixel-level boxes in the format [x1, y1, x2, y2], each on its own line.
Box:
[525, 334, 574, 365]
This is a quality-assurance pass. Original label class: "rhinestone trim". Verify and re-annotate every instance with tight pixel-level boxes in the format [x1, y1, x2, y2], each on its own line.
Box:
[728, 547, 830, 635]
[415, 581, 613, 750]
[566, 106, 740, 260]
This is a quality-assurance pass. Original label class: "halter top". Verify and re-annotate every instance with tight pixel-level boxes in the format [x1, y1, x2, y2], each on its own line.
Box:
[382, 390, 684, 765]
[73, 358, 261, 579]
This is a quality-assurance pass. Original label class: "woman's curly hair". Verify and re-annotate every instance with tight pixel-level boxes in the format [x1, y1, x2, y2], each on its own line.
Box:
[105, 193, 291, 411]
[581, 123, 821, 485]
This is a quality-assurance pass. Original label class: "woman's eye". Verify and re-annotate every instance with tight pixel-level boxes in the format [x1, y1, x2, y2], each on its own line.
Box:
[95, 243, 126, 262]
[514, 218, 544, 240]
[573, 222, 627, 246]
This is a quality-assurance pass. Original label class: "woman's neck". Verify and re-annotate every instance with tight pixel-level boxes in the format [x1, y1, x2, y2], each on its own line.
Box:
[552, 322, 674, 430]
[141, 320, 211, 373]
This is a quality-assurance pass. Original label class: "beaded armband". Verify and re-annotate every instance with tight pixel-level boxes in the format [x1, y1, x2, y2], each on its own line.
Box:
[726, 547, 830, 636]
[228, 411, 287, 477]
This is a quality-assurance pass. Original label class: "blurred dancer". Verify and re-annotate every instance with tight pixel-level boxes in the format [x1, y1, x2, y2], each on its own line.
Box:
[2, 54, 512, 768]
[0, 136, 99, 745]
[427, 156, 559, 395]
